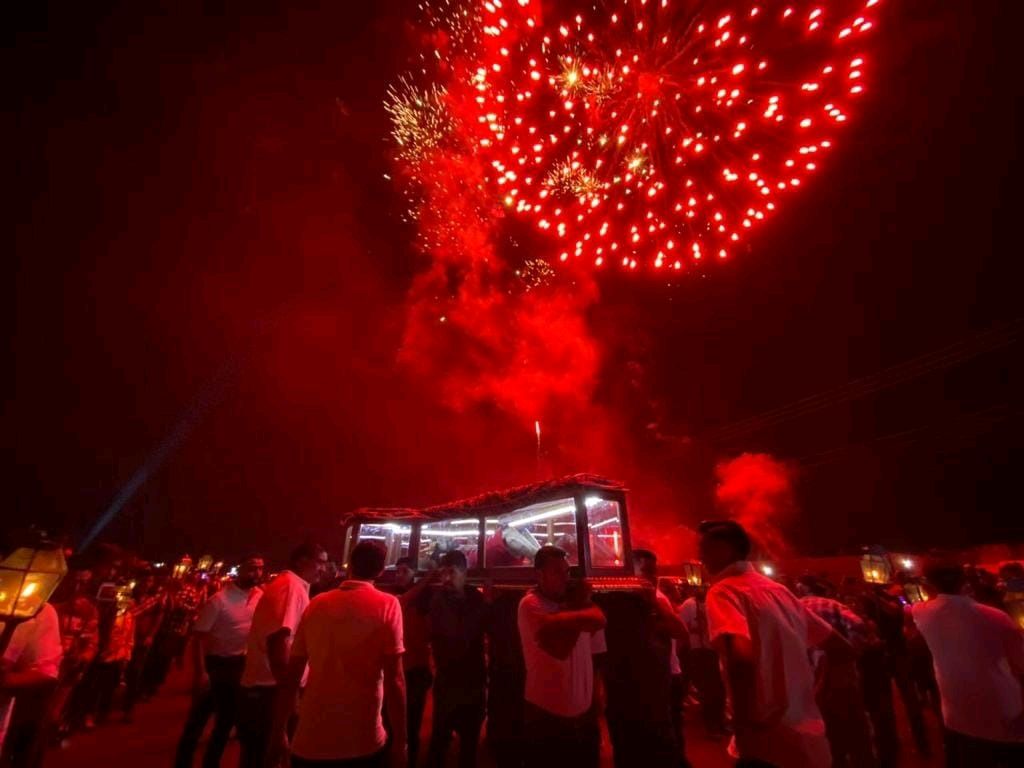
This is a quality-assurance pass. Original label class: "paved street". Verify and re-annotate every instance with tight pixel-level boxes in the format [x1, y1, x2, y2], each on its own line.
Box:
[44, 664, 943, 768]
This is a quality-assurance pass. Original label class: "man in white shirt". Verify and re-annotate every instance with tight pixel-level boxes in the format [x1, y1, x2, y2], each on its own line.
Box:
[913, 560, 1024, 767]
[631, 549, 692, 768]
[270, 540, 407, 768]
[699, 520, 851, 768]
[0, 602, 62, 764]
[237, 541, 326, 768]
[173, 554, 263, 768]
[678, 588, 726, 737]
[518, 545, 607, 768]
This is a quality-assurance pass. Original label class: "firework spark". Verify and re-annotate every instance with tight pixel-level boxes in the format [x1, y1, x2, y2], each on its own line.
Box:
[385, 76, 455, 163]
[462, 0, 883, 272]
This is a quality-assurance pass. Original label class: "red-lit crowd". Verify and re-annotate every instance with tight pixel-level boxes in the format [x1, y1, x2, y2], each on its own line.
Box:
[2, 524, 1023, 768]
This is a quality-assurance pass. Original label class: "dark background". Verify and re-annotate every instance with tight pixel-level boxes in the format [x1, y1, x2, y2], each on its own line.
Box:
[7, 0, 1022, 562]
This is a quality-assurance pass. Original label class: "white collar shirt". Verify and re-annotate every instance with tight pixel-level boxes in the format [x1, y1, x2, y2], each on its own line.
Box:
[290, 581, 404, 761]
[193, 583, 263, 657]
[0, 604, 62, 750]
[913, 594, 1024, 743]
[517, 590, 607, 718]
[241, 570, 310, 688]
[706, 561, 833, 768]
[678, 597, 711, 650]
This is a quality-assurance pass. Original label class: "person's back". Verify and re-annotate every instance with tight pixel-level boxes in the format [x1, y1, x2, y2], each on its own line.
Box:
[699, 521, 838, 768]
[709, 564, 826, 728]
[914, 585, 1024, 746]
[290, 582, 404, 761]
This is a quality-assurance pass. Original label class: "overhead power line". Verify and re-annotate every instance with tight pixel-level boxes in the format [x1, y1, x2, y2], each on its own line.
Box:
[705, 319, 1022, 445]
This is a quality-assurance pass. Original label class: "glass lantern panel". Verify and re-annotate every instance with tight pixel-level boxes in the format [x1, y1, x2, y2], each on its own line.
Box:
[1, 548, 34, 570]
[354, 523, 413, 569]
[0, 570, 26, 616]
[30, 549, 67, 575]
[586, 498, 623, 568]
[419, 519, 481, 570]
[13, 572, 61, 618]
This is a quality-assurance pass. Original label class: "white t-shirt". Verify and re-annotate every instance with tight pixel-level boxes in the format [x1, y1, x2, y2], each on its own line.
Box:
[678, 597, 710, 651]
[290, 581, 404, 761]
[241, 570, 310, 688]
[193, 583, 263, 657]
[655, 590, 682, 676]
[0, 604, 62, 749]
[706, 561, 833, 768]
[913, 594, 1024, 743]
[518, 590, 607, 718]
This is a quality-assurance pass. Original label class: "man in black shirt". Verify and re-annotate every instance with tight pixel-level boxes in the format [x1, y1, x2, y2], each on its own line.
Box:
[424, 550, 488, 768]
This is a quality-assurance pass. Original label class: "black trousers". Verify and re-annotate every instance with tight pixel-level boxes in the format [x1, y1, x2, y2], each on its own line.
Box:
[684, 648, 726, 734]
[122, 642, 152, 714]
[425, 684, 484, 768]
[173, 654, 245, 768]
[523, 701, 599, 768]
[943, 729, 1024, 768]
[236, 684, 278, 768]
[405, 666, 433, 768]
[291, 750, 386, 768]
[80, 660, 124, 722]
[669, 674, 690, 767]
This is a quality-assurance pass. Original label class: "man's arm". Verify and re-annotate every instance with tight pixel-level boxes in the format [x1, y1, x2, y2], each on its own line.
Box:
[535, 605, 607, 660]
[267, 652, 306, 767]
[191, 631, 211, 696]
[383, 653, 407, 768]
[535, 604, 607, 634]
[653, 591, 689, 642]
[713, 633, 756, 734]
[398, 575, 434, 610]
[265, 627, 292, 686]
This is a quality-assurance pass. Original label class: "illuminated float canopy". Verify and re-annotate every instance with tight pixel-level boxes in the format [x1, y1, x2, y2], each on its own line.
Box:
[342, 474, 634, 583]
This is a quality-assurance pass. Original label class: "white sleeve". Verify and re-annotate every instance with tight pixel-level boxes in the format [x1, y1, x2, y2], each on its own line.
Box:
[18, 604, 63, 680]
[193, 594, 220, 634]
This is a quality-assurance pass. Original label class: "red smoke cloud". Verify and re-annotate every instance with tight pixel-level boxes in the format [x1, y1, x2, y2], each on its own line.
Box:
[715, 452, 798, 558]
[397, 146, 602, 430]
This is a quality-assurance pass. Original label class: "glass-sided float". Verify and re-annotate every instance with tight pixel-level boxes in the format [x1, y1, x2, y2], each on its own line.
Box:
[340, 474, 675, 756]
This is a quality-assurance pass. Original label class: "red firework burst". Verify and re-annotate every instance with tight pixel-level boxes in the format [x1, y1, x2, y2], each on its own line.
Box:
[455, 0, 883, 272]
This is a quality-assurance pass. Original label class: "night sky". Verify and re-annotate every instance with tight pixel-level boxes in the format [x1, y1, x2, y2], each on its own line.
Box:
[8, 1, 1023, 563]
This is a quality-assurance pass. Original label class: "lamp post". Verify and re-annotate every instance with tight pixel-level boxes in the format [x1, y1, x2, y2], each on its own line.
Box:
[0, 542, 68, 655]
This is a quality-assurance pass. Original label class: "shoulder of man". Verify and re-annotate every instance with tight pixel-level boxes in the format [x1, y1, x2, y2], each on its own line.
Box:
[972, 599, 1018, 629]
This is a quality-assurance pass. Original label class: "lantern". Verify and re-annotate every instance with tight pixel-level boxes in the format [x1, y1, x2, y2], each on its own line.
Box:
[903, 582, 929, 604]
[861, 553, 892, 584]
[172, 555, 193, 580]
[197, 555, 214, 572]
[0, 542, 68, 653]
[682, 561, 703, 587]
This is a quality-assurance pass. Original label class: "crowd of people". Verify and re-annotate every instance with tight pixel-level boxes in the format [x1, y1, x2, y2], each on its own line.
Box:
[1, 524, 1022, 768]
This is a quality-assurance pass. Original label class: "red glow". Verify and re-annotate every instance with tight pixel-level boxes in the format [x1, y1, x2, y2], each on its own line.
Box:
[715, 453, 798, 557]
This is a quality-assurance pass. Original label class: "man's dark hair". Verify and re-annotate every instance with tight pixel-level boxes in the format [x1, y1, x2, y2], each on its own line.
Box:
[350, 541, 387, 580]
[632, 548, 657, 565]
[395, 556, 414, 569]
[241, 553, 264, 564]
[534, 545, 568, 570]
[698, 520, 752, 559]
[440, 550, 468, 572]
[925, 560, 966, 595]
[289, 541, 326, 570]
